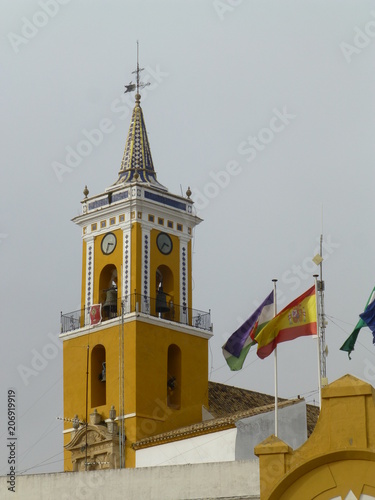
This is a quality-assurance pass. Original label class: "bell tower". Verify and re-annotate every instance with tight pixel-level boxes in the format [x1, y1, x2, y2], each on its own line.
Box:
[60, 51, 212, 471]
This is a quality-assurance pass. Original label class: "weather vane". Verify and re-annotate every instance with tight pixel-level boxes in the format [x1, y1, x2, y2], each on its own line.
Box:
[124, 41, 150, 97]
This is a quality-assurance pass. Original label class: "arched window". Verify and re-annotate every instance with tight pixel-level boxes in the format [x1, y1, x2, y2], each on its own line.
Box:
[156, 265, 174, 297]
[155, 266, 174, 320]
[91, 344, 106, 408]
[99, 265, 118, 320]
[167, 344, 181, 409]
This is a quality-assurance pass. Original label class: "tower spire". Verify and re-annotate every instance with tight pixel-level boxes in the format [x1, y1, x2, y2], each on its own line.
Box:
[116, 42, 166, 190]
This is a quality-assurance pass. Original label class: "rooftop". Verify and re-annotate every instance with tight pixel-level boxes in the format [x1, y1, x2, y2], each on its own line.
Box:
[132, 381, 320, 450]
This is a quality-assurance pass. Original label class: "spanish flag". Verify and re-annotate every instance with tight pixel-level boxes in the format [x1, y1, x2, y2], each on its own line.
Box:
[256, 285, 317, 359]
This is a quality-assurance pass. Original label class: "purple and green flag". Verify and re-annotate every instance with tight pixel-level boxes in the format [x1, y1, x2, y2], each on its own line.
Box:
[340, 287, 375, 359]
[222, 291, 274, 371]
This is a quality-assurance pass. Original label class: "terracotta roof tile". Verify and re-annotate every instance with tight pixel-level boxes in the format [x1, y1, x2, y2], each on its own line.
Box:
[132, 382, 320, 450]
[133, 398, 300, 450]
[208, 381, 286, 417]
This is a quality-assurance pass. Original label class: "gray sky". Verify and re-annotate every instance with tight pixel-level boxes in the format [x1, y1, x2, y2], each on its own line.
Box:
[1, 0, 375, 475]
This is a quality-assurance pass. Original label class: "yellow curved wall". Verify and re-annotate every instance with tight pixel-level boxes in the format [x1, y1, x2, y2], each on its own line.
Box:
[256, 374, 375, 499]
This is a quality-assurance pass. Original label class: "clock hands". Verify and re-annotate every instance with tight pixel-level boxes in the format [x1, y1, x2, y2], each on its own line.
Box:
[102, 235, 116, 255]
[157, 233, 172, 254]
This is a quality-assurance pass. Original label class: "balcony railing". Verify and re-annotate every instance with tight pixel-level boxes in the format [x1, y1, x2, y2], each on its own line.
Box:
[61, 293, 211, 334]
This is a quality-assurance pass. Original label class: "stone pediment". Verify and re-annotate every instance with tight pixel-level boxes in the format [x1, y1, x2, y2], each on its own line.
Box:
[65, 424, 116, 451]
[65, 423, 120, 471]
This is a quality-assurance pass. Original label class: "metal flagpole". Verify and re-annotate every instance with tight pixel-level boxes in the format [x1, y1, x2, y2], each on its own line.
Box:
[272, 279, 278, 437]
[314, 274, 322, 408]
[318, 235, 327, 385]
[85, 344, 89, 471]
[119, 269, 125, 469]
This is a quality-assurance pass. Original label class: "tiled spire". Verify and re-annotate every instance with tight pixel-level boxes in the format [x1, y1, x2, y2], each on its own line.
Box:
[114, 93, 166, 191]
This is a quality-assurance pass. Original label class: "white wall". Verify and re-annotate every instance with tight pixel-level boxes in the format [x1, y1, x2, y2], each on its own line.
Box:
[0, 461, 260, 500]
[137, 400, 307, 468]
[136, 428, 236, 467]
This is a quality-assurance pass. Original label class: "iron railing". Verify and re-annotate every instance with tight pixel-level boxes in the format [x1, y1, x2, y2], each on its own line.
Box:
[61, 293, 211, 334]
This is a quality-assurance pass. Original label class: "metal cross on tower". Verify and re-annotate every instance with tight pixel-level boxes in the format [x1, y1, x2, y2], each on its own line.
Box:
[124, 41, 150, 98]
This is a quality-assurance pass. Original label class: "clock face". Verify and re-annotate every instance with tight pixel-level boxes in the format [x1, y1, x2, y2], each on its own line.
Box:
[101, 233, 117, 255]
[157, 232, 173, 255]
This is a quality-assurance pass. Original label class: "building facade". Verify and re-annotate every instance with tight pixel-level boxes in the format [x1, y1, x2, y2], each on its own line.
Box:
[60, 89, 212, 470]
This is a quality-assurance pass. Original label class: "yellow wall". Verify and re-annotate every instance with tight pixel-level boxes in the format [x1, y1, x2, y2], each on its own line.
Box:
[93, 228, 123, 305]
[63, 317, 208, 470]
[63, 322, 136, 470]
[81, 229, 123, 311]
[255, 374, 375, 499]
[81, 224, 192, 313]
[67, 219, 204, 470]
[150, 228, 181, 304]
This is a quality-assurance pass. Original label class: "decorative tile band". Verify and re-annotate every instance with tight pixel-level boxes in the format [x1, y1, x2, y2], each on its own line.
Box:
[142, 229, 150, 314]
[86, 243, 93, 309]
[144, 191, 187, 211]
[180, 241, 188, 323]
[124, 232, 130, 297]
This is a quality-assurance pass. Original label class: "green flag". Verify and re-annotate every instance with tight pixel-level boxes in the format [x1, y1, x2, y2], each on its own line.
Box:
[340, 287, 375, 359]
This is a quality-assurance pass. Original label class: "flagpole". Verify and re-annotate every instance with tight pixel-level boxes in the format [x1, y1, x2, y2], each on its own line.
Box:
[272, 279, 278, 437]
[314, 274, 322, 408]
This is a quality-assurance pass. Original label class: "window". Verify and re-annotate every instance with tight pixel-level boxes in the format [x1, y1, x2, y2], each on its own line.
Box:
[158, 217, 164, 226]
[177, 224, 183, 232]
[100, 220, 106, 229]
[119, 214, 125, 222]
[91, 223, 97, 231]
[148, 214, 155, 222]
[91, 345, 106, 407]
[167, 344, 181, 409]
[167, 220, 173, 229]
[110, 217, 116, 226]
[99, 265, 118, 320]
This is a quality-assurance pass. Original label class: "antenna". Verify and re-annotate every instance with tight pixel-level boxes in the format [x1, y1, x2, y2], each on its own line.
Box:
[318, 235, 327, 383]
[312, 210, 328, 388]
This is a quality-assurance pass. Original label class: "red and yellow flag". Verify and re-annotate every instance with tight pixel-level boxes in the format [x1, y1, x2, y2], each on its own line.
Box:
[256, 285, 317, 359]
[90, 304, 102, 325]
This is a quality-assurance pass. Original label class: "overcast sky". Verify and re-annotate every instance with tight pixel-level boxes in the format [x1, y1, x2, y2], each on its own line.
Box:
[1, 0, 375, 476]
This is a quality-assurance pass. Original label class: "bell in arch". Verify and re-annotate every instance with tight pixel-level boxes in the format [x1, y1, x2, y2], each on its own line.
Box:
[156, 285, 170, 314]
[103, 281, 118, 317]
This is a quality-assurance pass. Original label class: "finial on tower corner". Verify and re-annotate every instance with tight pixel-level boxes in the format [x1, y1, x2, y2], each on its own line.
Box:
[186, 187, 192, 199]
[83, 185, 89, 198]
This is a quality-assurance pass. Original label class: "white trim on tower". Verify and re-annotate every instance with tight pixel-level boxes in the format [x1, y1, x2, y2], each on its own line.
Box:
[85, 236, 95, 325]
[179, 237, 189, 324]
[142, 227, 151, 314]
[122, 229, 131, 314]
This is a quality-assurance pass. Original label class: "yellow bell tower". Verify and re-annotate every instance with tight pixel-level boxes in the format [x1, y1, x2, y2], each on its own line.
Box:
[60, 57, 212, 471]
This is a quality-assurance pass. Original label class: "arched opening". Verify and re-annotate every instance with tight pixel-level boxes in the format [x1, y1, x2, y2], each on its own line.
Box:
[91, 344, 106, 408]
[155, 266, 174, 320]
[167, 344, 181, 409]
[99, 265, 118, 320]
